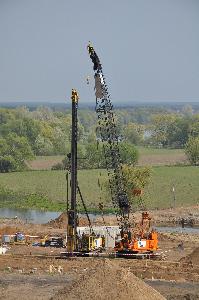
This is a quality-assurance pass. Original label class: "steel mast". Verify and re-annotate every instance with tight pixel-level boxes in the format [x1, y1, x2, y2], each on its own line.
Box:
[67, 89, 79, 252]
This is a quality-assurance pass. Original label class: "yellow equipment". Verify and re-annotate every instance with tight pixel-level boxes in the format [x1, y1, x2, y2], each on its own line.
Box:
[40, 235, 49, 247]
[79, 233, 105, 252]
[71, 88, 79, 102]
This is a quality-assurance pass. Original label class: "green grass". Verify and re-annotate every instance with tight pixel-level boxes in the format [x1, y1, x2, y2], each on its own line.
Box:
[0, 169, 108, 212]
[0, 166, 199, 212]
[144, 166, 199, 209]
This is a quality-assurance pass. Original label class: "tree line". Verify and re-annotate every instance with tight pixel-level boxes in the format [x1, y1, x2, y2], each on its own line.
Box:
[1, 104, 199, 172]
[0, 106, 139, 172]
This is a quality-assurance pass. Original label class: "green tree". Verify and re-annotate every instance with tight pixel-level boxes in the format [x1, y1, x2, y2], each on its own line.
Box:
[0, 117, 41, 151]
[182, 104, 193, 117]
[122, 164, 151, 194]
[33, 106, 55, 121]
[0, 138, 9, 155]
[83, 142, 138, 169]
[123, 122, 144, 145]
[185, 137, 199, 165]
[78, 110, 97, 132]
[34, 135, 54, 155]
[190, 115, 199, 137]
[6, 133, 34, 170]
[118, 142, 138, 166]
[84, 143, 106, 169]
[166, 117, 191, 148]
[151, 114, 178, 147]
[0, 134, 34, 172]
[61, 144, 86, 170]
[104, 165, 151, 210]
[0, 108, 15, 125]
[0, 155, 15, 172]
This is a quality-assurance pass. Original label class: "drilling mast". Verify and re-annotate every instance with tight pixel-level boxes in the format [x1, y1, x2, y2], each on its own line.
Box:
[67, 89, 79, 252]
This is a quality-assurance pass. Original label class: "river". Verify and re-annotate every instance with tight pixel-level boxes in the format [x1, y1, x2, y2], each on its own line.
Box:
[0, 208, 98, 224]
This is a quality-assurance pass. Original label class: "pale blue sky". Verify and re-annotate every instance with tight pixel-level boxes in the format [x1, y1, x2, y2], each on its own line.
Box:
[0, 0, 199, 102]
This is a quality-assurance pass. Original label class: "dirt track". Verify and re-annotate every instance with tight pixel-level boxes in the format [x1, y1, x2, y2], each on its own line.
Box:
[0, 252, 199, 299]
[0, 208, 199, 299]
[28, 152, 188, 170]
[138, 152, 187, 166]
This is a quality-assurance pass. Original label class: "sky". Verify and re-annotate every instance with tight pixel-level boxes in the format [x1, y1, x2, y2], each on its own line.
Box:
[0, 0, 199, 103]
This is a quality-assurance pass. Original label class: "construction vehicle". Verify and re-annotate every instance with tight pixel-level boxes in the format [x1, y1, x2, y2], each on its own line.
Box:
[87, 42, 159, 256]
[115, 212, 158, 253]
[64, 44, 159, 258]
[40, 235, 50, 247]
[66, 89, 106, 253]
[79, 233, 105, 252]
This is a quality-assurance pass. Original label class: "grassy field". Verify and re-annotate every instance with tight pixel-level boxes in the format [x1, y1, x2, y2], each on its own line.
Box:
[0, 166, 199, 212]
[0, 169, 108, 212]
[144, 166, 199, 209]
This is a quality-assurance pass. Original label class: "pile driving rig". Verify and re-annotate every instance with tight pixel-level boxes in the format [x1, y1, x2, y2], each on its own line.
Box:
[64, 45, 159, 258]
[87, 43, 159, 255]
[66, 89, 105, 254]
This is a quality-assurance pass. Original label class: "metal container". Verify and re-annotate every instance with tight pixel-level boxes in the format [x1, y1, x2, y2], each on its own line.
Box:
[16, 233, 25, 242]
[2, 235, 10, 243]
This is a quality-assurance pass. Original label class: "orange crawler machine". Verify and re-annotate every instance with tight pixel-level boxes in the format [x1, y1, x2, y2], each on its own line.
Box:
[115, 212, 159, 254]
[128, 230, 158, 253]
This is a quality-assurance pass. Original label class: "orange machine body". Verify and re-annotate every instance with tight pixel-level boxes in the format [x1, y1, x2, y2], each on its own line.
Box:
[115, 212, 159, 253]
[128, 231, 158, 252]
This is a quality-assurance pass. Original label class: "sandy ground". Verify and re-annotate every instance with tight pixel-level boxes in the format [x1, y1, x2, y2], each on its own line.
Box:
[138, 152, 187, 166]
[90, 205, 199, 227]
[0, 207, 199, 299]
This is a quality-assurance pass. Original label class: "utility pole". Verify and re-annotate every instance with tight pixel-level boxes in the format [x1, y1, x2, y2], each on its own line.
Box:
[67, 89, 79, 252]
[172, 185, 176, 209]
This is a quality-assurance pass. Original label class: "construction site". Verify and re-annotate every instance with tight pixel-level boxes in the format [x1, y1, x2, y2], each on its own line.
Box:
[0, 44, 199, 300]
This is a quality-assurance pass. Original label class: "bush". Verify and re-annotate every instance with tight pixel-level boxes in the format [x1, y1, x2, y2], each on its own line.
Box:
[0, 156, 16, 172]
[185, 137, 199, 165]
[51, 162, 65, 170]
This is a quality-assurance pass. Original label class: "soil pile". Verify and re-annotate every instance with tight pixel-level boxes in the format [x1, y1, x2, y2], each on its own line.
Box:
[48, 212, 68, 229]
[181, 247, 199, 265]
[53, 259, 166, 300]
[0, 226, 20, 236]
[48, 213, 93, 228]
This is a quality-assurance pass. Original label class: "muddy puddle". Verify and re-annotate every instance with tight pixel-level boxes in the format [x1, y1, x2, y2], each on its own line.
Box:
[155, 226, 199, 234]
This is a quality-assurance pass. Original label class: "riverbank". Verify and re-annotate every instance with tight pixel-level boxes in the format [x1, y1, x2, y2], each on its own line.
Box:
[1, 205, 199, 227]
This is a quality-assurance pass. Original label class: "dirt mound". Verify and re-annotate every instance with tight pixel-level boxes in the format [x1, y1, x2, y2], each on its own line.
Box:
[181, 247, 199, 265]
[0, 226, 20, 236]
[48, 212, 93, 228]
[47, 212, 68, 229]
[53, 259, 166, 300]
